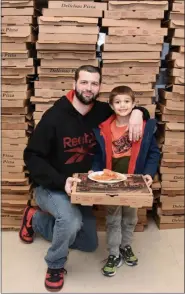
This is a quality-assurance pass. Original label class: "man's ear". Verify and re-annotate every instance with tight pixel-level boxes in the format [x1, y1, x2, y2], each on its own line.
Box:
[73, 82, 76, 90]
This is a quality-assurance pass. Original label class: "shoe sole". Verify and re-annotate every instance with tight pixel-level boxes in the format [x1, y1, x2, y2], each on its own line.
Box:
[19, 206, 33, 244]
[45, 282, 64, 292]
[123, 259, 138, 266]
[101, 269, 116, 277]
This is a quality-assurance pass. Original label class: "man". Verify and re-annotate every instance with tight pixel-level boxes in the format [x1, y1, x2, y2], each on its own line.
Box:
[19, 65, 149, 292]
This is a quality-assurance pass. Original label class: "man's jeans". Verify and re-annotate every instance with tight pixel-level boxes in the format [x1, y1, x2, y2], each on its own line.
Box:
[32, 186, 98, 269]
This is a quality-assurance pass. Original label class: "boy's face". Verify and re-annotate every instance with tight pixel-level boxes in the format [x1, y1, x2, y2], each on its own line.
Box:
[111, 94, 135, 117]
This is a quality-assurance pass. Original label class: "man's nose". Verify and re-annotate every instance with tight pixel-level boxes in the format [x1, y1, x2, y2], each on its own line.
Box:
[86, 83, 92, 91]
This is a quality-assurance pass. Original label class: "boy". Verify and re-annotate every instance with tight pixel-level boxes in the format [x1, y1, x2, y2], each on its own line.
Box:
[91, 86, 160, 277]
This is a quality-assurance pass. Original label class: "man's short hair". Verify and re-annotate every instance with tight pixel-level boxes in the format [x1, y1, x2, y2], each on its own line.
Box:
[109, 86, 135, 104]
[75, 65, 102, 84]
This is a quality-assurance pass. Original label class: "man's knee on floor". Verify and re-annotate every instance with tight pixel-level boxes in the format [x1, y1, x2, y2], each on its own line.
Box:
[84, 233, 98, 252]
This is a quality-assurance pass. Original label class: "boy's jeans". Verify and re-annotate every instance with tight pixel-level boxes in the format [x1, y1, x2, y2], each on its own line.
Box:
[106, 206, 138, 257]
[32, 186, 98, 269]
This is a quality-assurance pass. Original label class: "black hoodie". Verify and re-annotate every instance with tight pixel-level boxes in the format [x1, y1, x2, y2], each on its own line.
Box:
[24, 93, 150, 191]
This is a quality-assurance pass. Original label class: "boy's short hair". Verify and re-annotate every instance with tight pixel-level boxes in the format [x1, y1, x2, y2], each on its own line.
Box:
[109, 86, 135, 104]
[75, 65, 102, 83]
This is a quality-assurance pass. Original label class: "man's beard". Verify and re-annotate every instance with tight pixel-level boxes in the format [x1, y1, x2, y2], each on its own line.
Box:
[75, 87, 99, 105]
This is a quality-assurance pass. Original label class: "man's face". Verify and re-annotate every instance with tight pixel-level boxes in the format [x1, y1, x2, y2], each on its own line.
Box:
[74, 70, 101, 105]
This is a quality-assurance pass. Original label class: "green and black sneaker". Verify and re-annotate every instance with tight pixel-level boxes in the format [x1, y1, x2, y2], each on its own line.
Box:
[102, 255, 123, 277]
[120, 245, 138, 266]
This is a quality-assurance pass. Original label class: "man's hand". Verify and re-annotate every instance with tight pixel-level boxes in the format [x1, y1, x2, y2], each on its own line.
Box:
[143, 174, 153, 187]
[129, 109, 143, 142]
[65, 177, 81, 196]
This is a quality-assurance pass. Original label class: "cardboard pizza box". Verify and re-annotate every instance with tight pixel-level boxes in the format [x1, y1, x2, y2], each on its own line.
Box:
[71, 173, 153, 208]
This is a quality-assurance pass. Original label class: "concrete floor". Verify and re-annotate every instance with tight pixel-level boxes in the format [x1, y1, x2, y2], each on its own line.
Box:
[2, 219, 184, 293]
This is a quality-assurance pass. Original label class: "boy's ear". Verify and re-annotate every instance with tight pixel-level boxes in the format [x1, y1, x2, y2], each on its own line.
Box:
[132, 102, 136, 109]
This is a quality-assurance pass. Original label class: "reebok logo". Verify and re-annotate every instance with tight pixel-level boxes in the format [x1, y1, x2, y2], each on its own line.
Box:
[63, 132, 95, 148]
[63, 132, 96, 164]
[64, 143, 96, 164]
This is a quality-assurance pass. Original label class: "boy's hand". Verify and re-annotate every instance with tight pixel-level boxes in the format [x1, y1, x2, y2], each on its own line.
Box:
[65, 177, 81, 196]
[129, 109, 143, 142]
[143, 174, 153, 186]
[88, 170, 94, 175]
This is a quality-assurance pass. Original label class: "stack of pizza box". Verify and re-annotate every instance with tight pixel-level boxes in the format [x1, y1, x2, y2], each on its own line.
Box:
[154, 0, 184, 230]
[32, 0, 107, 126]
[100, 0, 169, 120]
[2, 0, 36, 230]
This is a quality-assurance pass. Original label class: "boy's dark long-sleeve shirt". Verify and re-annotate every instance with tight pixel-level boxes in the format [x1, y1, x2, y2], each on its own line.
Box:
[24, 93, 150, 191]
